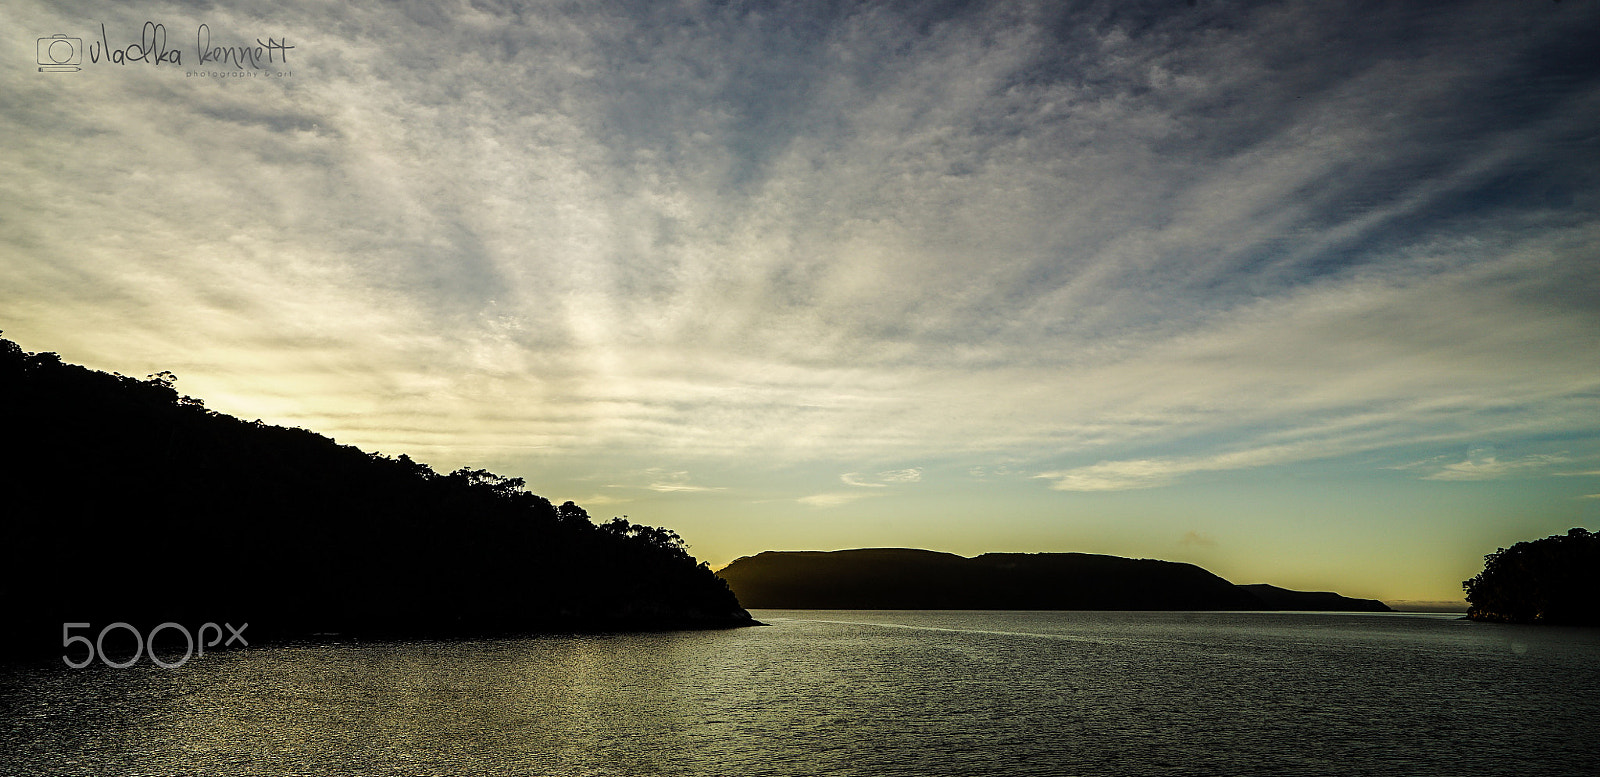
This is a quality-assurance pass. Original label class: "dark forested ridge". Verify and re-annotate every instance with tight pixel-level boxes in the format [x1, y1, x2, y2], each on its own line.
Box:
[717, 549, 1392, 612]
[0, 334, 755, 656]
[1464, 528, 1600, 625]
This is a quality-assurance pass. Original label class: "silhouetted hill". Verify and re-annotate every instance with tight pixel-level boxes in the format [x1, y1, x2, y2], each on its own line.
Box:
[717, 549, 1392, 612]
[0, 334, 755, 657]
[1464, 528, 1600, 625]
[1237, 584, 1390, 613]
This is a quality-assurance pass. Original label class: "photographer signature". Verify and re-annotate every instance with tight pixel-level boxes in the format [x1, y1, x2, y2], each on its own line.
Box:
[87, 21, 292, 69]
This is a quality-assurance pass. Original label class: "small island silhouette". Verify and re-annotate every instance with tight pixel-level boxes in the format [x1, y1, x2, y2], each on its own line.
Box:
[0, 333, 755, 659]
[717, 548, 1392, 612]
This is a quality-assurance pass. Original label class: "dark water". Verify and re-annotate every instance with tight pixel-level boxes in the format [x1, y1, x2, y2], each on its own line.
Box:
[2, 611, 1597, 776]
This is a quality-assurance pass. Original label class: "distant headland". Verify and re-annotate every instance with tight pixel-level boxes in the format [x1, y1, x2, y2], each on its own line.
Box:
[717, 548, 1392, 612]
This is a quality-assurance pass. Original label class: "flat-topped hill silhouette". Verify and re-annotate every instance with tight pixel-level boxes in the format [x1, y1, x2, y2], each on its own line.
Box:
[717, 549, 1392, 612]
[0, 334, 755, 656]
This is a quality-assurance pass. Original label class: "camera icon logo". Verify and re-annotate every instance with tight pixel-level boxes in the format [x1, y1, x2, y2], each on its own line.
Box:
[37, 34, 82, 72]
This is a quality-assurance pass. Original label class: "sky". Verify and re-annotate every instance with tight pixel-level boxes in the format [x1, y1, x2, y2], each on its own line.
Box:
[4, 0, 1598, 604]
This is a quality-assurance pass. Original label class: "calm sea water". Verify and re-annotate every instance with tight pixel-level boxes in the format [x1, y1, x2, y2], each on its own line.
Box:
[2, 610, 1597, 776]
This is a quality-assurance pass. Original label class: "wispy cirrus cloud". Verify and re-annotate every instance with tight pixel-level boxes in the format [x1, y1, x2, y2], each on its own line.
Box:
[806, 467, 922, 507]
[643, 470, 726, 493]
[841, 468, 922, 488]
[1, 1, 1596, 539]
[1036, 443, 1326, 492]
[601, 469, 724, 494]
[1401, 449, 1575, 482]
[798, 491, 881, 509]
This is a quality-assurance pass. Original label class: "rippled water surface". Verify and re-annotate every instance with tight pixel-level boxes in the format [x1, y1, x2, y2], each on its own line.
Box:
[3, 611, 1598, 775]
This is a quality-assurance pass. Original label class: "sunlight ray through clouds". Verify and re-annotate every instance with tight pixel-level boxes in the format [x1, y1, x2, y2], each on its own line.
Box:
[2, 0, 1597, 599]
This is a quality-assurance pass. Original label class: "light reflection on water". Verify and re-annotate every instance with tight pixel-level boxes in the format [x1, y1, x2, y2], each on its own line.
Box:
[2, 611, 1597, 776]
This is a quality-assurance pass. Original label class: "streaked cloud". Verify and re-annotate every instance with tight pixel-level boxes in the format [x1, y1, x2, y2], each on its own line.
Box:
[2, 0, 1597, 597]
[798, 491, 880, 509]
[642, 470, 725, 493]
[1037, 444, 1322, 492]
[1395, 448, 1577, 482]
[817, 467, 921, 506]
[842, 468, 923, 488]
[4, 2, 1593, 477]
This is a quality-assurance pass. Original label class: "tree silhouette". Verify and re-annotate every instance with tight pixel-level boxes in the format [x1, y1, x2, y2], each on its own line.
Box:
[1464, 528, 1600, 625]
[0, 332, 754, 658]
